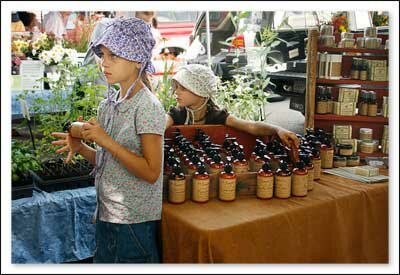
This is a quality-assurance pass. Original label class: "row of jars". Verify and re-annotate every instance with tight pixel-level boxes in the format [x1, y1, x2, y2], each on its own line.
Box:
[167, 158, 319, 204]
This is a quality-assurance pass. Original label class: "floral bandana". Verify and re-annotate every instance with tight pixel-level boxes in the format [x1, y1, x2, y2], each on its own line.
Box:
[172, 64, 217, 98]
[91, 17, 155, 74]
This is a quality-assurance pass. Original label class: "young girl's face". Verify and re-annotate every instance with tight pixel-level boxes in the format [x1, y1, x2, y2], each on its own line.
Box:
[173, 80, 205, 108]
[98, 45, 139, 84]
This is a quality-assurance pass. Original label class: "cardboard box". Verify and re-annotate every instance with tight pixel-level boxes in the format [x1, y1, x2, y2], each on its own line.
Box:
[372, 66, 387, 81]
[338, 88, 359, 102]
[354, 166, 379, 177]
[333, 124, 352, 139]
[333, 102, 357, 116]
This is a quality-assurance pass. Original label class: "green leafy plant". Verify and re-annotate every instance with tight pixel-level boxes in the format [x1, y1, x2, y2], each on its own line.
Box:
[155, 61, 177, 112]
[219, 11, 251, 69]
[215, 21, 294, 122]
[18, 62, 106, 161]
[11, 140, 41, 182]
[215, 74, 268, 121]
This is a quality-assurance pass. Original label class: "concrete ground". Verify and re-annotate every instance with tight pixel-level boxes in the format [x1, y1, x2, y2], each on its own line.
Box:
[263, 97, 305, 135]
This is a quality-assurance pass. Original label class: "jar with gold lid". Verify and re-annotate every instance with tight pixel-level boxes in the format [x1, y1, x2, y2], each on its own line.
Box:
[346, 155, 360, 167]
[333, 155, 347, 168]
[338, 144, 353, 156]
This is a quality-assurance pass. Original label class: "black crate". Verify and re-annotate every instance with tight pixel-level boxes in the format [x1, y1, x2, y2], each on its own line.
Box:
[12, 184, 35, 200]
[30, 159, 94, 193]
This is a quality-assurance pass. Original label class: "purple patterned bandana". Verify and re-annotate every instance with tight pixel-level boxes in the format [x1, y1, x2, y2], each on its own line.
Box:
[91, 17, 155, 73]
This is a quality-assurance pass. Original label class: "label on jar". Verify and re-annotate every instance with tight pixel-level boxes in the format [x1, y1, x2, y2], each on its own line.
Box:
[339, 148, 353, 156]
[292, 174, 308, 196]
[316, 101, 329, 114]
[209, 166, 224, 175]
[256, 175, 274, 199]
[233, 162, 249, 174]
[219, 177, 236, 201]
[321, 149, 334, 168]
[333, 160, 347, 168]
[275, 175, 291, 198]
[307, 168, 314, 191]
[192, 178, 210, 202]
[168, 179, 186, 203]
[359, 103, 368, 116]
[313, 159, 321, 180]
[368, 104, 377, 117]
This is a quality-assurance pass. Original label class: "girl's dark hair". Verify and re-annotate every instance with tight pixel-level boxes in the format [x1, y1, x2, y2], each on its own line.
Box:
[141, 72, 154, 93]
[17, 12, 36, 27]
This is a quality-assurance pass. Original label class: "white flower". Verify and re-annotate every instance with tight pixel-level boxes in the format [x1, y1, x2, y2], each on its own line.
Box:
[47, 71, 61, 82]
[32, 49, 37, 56]
[32, 40, 40, 50]
[52, 51, 63, 63]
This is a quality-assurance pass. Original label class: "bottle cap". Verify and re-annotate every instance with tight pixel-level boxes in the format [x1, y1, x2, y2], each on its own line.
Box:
[224, 162, 233, 173]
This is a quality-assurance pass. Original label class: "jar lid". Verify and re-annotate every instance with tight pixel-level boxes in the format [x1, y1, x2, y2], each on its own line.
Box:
[346, 155, 360, 160]
[361, 141, 374, 146]
[339, 144, 353, 150]
[360, 128, 373, 134]
[333, 155, 346, 161]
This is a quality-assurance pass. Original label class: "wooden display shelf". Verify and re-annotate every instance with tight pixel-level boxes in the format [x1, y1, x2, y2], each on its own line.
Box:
[318, 47, 388, 55]
[316, 79, 388, 86]
[314, 114, 388, 123]
[358, 152, 388, 159]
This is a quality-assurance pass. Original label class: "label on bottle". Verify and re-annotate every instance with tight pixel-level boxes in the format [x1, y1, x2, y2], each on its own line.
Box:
[367, 104, 377, 117]
[275, 175, 291, 198]
[209, 166, 224, 175]
[307, 168, 314, 191]
[292, 174, 308, 196]
[256, 175, 274, 199]
[69, 122, 84, 139]
[168, 179, 186, 203]
[219, 177, 236, 201]
[192, 178, 210, 202]
[233, 162, 249, 174]
[321, 149, 334, 168]
[313, 159, 321, 180]
[359, 103, 368, 116]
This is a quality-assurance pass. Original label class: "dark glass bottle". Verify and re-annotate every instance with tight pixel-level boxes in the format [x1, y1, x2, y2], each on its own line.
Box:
[168, 164, 186, 204]
[256, 161, 274, 199]
[219, 162, 237, 202]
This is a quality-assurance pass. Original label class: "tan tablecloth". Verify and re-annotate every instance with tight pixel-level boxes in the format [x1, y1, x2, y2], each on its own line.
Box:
[161, 171, 388, 263]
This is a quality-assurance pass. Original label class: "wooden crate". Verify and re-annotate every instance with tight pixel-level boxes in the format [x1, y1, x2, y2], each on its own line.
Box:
[163, 124, 276, 202]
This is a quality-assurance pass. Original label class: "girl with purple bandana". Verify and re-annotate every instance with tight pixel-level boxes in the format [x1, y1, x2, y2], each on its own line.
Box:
[51, 17, 165, 263]
[166, 64, 299, 148]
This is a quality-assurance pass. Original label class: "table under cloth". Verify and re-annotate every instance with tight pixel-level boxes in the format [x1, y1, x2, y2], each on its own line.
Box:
[161, 171, 388, 263]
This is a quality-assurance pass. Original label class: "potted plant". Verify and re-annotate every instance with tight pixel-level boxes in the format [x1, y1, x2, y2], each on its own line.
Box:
[155, 60, 177, 112]
[14, 61, 105, 192]
[11, 140, 41, 199]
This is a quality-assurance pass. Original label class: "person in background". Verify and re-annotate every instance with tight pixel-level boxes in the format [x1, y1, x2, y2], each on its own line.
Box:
[135, 11, 163, 56]
[51, 17, 165, 263]
[17, 12, 40, 32]
[43, 11, 70, 39]
[165, 64, 300, 148]
[11, 12, 26, 32]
